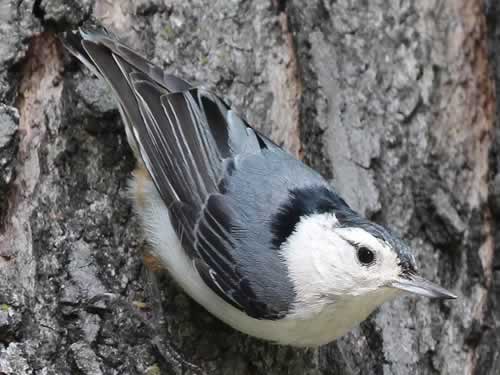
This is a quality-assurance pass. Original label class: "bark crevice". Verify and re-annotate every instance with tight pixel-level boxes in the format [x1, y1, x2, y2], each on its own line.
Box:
[0, 1, 499, 374]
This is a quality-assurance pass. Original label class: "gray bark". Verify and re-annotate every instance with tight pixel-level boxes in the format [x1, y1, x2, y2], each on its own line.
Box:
[0, 0, 498, 374]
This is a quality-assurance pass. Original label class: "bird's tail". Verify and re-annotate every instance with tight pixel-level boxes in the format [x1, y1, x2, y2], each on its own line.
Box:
[60, 23, 191, 157]
[61, 23, 110, 79]
[61, 23, 190, 93]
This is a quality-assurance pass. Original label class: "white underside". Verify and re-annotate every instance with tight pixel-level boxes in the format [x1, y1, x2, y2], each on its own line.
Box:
[130, 175, 396, 346]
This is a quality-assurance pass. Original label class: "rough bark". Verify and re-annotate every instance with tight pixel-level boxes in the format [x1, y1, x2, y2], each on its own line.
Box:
[0, 0, 498, 374]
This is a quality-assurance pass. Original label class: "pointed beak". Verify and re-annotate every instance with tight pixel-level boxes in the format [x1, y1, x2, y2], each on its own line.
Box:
[391, 274, 457, 300]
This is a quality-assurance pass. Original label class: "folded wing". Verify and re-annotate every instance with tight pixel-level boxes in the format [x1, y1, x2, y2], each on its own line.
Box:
[63, 26, 304, 319]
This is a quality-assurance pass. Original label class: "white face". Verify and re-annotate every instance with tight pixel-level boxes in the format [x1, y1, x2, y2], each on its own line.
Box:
[281, 213, 403, 317]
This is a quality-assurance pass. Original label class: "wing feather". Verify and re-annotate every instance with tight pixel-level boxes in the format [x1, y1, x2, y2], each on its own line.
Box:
[62, 25, 303, 319]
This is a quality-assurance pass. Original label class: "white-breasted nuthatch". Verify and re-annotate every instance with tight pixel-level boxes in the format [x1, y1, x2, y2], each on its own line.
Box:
[62, 25, 456, 347]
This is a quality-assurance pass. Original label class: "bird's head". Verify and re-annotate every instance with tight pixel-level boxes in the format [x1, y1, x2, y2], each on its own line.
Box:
[273, 186, 456, 317]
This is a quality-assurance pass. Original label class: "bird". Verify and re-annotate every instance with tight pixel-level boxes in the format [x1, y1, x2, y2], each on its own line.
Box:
[62, 23, 456, 347]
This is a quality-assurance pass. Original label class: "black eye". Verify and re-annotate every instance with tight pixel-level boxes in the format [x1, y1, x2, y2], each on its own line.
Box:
[357, 246, 375, 265]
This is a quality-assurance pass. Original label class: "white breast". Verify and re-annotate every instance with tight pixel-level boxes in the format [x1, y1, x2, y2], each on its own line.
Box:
[128, 172, 390, 346]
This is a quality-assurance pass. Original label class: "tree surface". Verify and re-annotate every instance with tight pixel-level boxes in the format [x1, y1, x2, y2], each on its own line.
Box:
[1, 0, 499, 374]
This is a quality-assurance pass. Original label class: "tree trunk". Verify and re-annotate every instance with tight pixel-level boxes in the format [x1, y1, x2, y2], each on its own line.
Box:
[0, 0, 498, 374]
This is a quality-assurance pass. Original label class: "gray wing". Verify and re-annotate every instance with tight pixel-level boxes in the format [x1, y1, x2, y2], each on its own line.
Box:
[63, 25, 328, 319]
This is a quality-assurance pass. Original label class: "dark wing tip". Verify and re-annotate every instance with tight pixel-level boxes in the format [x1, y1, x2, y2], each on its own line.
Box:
[78, 19, 111, 36]
[59, 18, 109, 51]
[59, 29, 85, 58]
[61, 21, 192, 95]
